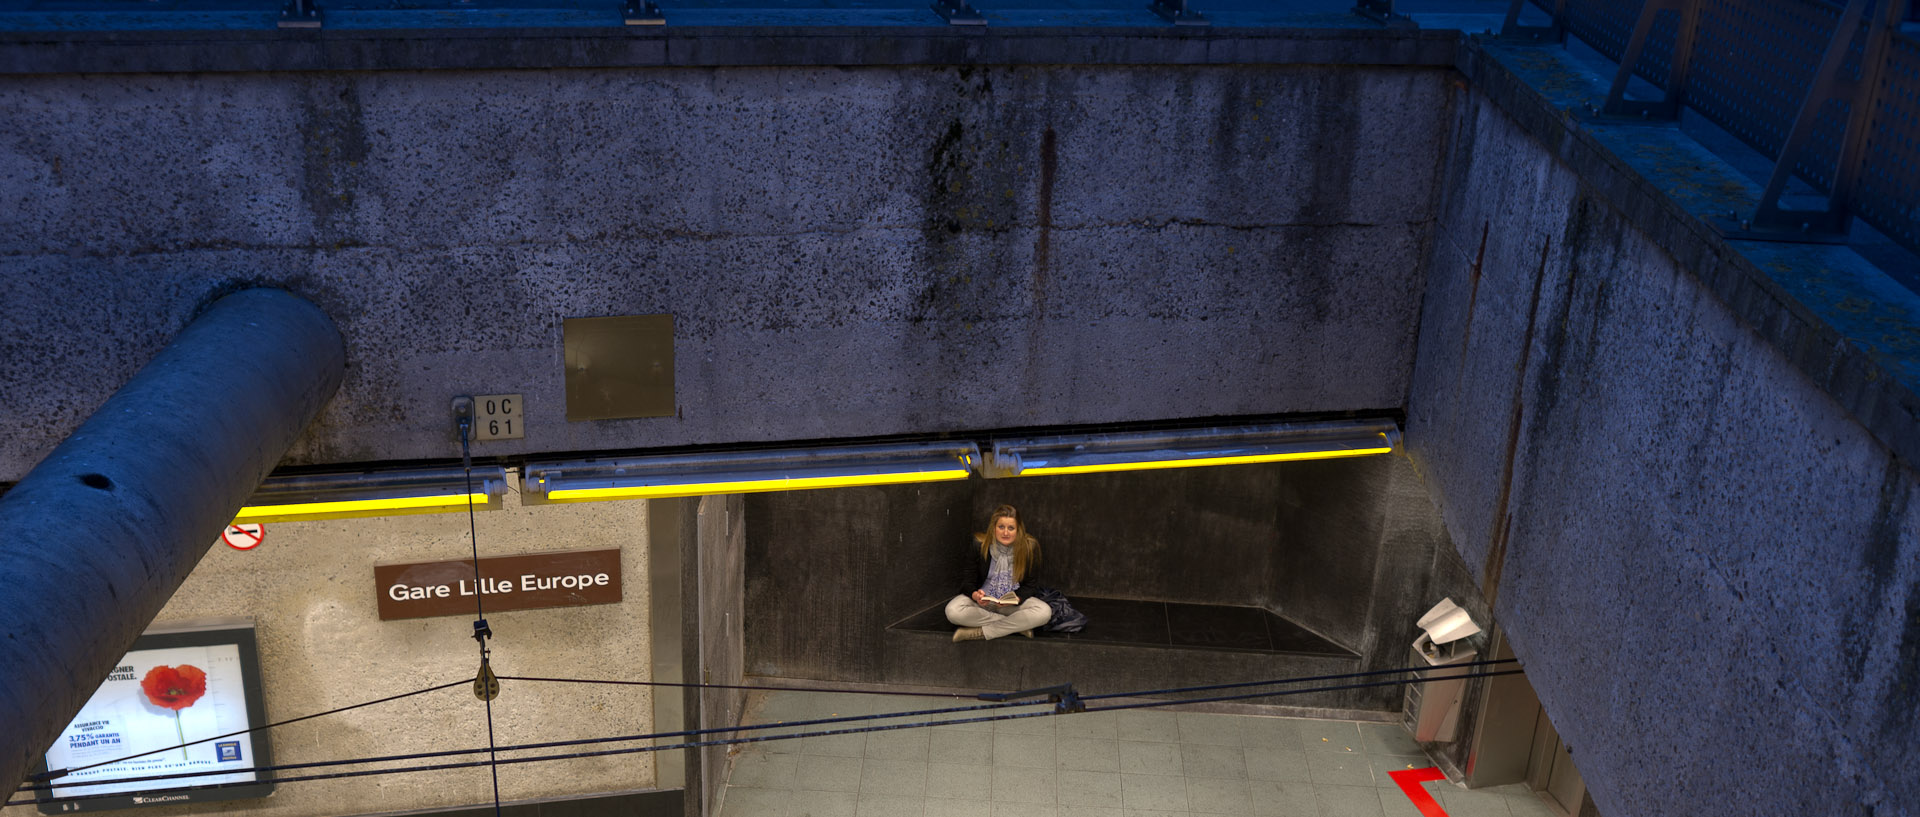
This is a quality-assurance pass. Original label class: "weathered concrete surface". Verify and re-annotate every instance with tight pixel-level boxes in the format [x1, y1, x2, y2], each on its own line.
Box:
[0, 289, 343, 801]
[1407, 64, 1920, 817]
[0, 64, 1449, 482]
[690, 494, 745, 817]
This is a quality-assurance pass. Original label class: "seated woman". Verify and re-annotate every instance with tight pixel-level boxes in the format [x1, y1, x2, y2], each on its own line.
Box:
[946, 504, 1052, 641]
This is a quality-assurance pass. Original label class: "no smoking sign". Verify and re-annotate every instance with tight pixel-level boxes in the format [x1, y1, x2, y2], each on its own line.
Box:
[222, 523, 265, 551]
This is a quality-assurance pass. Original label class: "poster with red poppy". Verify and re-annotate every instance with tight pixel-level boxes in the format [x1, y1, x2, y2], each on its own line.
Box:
[42, 643, 263, 804]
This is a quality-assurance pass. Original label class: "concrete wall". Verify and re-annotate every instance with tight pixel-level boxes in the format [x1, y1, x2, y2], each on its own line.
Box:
[741, 456, 1465, 714]
[1407, 82, 1920, 817]
[0, 499, 657, 817]
[0, 63, 1450, 482]
[690, 495, 745, 817]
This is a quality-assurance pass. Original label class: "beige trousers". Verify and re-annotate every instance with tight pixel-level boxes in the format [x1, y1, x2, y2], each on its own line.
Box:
[945, 594, 1052, 640]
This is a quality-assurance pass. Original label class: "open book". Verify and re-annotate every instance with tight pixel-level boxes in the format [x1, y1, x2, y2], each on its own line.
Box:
[978, 591, 1020, 611]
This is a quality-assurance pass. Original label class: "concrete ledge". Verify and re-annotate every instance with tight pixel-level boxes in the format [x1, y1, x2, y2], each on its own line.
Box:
[0, 25, 1461, 74]
[1452, 36, 1920, 471]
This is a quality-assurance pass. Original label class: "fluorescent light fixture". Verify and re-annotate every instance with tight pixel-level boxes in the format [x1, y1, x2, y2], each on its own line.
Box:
[522, 442, 981, 503]
[981, 419, 1399, 478]
[233, 466, 507, 523]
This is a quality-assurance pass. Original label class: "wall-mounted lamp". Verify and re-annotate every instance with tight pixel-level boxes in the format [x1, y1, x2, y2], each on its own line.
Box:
[233, 466, 507, 524]
[979, 419, 1399, 478]
[521, 442, 981, 503]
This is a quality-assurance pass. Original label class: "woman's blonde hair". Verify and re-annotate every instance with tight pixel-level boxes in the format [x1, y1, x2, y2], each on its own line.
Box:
[974, 504, 1039, 582]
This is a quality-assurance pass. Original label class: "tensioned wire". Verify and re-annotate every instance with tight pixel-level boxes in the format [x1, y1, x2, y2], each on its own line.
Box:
[10, 659, 1519, 806]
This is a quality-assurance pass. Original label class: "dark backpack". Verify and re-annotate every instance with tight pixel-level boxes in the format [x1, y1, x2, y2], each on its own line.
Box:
[1033, 587, 1088, 633]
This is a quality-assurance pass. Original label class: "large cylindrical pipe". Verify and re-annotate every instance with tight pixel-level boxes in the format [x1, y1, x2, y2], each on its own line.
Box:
[0, 288, 345, 796]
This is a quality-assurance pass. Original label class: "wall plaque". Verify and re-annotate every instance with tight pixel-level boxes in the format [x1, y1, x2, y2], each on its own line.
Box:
[374, 548, 622, 621]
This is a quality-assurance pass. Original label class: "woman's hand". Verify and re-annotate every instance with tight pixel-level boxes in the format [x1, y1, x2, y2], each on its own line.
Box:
[970, 590, 986, 605]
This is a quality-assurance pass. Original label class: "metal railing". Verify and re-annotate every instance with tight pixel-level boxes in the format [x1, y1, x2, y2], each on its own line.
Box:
[1527, 0, 1920, 253]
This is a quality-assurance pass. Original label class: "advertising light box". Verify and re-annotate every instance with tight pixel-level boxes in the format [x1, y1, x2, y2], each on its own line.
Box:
[35, 621, 274, 813]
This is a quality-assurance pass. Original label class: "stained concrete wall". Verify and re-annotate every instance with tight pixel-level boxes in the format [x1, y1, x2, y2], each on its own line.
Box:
[0, 63, 1449, 483]
[1407, 80, 1920, 817]
[742, 456, 1467, 714]
[0, 499, 656, 817]
[690, 494, 745, 817]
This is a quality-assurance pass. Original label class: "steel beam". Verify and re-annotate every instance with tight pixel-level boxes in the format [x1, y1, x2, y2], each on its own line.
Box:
[1596, 0, 1703, 122]
[0, 288, 344, 797]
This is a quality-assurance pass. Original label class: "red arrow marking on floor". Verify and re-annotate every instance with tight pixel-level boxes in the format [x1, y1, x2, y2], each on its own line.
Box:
[1388, 767, 1451, 817]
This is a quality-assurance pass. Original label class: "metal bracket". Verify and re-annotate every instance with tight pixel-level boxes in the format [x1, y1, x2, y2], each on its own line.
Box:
[278, 0, 321, 28]
[930, 0, 985, 25]
[978, 682, 1084, 714]
[1499, 0, 1564, 43]
[1720, 0, 1909, 243]
[1352, 0, 1415, 29]
[1583, 0, 1702, 123]
[1148, 0, 1208, 26]
[623, 0, 664, 25]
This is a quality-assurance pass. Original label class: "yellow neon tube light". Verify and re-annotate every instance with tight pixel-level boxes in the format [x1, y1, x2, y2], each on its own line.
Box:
[233, 492, 492, 524]
[1015, 444, 1393, 477]
[545, 468, 972, 502]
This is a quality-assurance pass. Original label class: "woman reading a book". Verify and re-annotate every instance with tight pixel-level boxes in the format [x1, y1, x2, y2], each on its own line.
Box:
[945, 504, 1052, 641]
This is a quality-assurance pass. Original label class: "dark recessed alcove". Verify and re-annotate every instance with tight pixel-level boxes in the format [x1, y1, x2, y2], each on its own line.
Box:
[743, 452, 1477, 713]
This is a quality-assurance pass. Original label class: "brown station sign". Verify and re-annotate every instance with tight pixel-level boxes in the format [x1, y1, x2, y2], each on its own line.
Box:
[374, 548, 622, 621]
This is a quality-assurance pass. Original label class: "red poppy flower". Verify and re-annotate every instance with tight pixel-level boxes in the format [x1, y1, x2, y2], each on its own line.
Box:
[139, 665, 207, 711]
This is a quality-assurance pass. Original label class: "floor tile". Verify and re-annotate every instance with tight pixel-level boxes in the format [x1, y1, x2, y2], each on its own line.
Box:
[995, 732, 1058, 768]
[1185, 777, 1252, 815]
[924, 798, 975, 817]
[1504, 792, 1561, 817]
[1057, 711, 1120, 740]
[1179, 743, 1247, 780]
[925, 762, 992, 800]
[1435, 787, 1516, 817]
[1237, 718, 1302, 750]
[1056, 769, 1124, 808]
[997, 712, 1058, 735]
[993, 765, 1058, 804]
[1116, 710, 1181, 742]
[722, 786, 794, 817]
[798, 754, 864, 792]
[932, 730, 994, 765]
[1298, 721, 1364, 754]
[1176, 712, 1243, 746]
[1122, 811, 1192, 817]
[1315, 784, 1387, 817]
[1306, 752, 1375, 787]
[1366, 755, 1435, 788]
[860, 758, 929, 796]
[1357, 723, 1423, 757]
[1118, 741, 1185, 776]
[732, 752, 800, 789]
[1059, 807, 1125, 817]
[1242, 747, 1310, 783]
[1120, 773, 1188, 811]
[996, 805, 1058, 817]
[868, 727, 932, 761]
[856, 792, 925, 817]
[1057, 737, 1121, 772]
[801, 732, 869, 758]
[789, 790, 858, 817]
[1248, 779, 1319, 817]
[1377, 787, 1427, 817]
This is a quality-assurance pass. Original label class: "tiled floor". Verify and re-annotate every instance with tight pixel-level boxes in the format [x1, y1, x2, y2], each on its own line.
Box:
[717, 690, 1562, 817]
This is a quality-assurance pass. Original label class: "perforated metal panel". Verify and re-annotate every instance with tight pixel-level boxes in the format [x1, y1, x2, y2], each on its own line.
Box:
[1538, 0, 1920, 253]
[1859, 33, 1920, 248]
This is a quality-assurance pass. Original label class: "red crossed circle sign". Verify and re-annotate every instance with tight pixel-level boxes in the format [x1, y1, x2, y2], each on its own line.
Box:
[222, 524, 265, 551]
